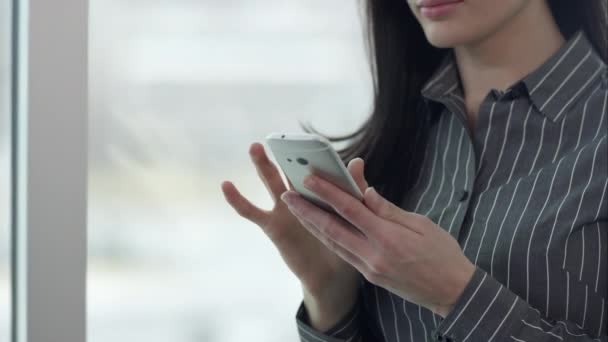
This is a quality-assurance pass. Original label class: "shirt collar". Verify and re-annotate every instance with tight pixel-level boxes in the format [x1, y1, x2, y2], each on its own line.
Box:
[420, 49, 462, 103]
[520, 29, 606, 122]
[420, 29, 606, 122]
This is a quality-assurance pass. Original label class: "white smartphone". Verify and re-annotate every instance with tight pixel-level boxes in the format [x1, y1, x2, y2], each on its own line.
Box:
[265, 132, 364, 213]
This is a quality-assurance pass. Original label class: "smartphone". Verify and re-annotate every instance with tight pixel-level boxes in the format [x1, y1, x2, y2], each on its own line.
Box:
[265, 132, 364, 214]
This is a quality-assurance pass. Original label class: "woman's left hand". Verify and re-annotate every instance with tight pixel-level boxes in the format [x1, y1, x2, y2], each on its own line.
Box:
[280, 161, 476, 318]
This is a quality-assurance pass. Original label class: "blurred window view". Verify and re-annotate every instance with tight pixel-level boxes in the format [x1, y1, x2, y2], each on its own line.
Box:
[0, 0, 11, 338]
[88, 0, 372, 341]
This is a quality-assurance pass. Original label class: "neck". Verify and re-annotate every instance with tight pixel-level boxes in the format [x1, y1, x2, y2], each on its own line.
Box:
[453, 1, 565, 116]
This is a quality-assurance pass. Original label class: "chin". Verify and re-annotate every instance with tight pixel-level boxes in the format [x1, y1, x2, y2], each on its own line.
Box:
[422, 26, 473, 48]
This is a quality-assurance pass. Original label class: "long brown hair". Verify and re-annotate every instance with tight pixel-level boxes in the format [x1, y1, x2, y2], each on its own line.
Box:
[299, 0, 608, 205]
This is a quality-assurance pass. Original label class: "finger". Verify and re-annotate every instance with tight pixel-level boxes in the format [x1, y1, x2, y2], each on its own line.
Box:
[295, 213, 368, 273]
[249, 142, 287, 202]
[286, 176, 296, 191]
[221, 180, 268, 226]
[348, 158, 368, 193]
[282, 191, 372, 259]
[363, 187, 425, 235]
[303, 174, 390, 240]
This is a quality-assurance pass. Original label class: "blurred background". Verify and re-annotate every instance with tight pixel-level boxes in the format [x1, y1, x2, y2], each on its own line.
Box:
[1, 0, 373, 341]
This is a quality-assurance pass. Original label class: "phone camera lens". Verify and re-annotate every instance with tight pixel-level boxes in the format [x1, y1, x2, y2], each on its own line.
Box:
[281, 134, 285, 138]
[296, 157, 308, 165]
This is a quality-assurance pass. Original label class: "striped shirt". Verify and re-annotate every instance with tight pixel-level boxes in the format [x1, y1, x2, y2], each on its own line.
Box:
[295, 29, 607, 342]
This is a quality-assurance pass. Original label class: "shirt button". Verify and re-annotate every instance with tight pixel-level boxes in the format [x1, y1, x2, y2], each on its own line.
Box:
[459, 190, 469, 202]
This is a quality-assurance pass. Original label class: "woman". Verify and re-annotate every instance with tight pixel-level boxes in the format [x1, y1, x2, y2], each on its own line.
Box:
[221, 0, 607, 341]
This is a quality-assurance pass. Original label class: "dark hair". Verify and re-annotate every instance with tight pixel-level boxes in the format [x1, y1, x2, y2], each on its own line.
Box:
[299, 0, 608, 205]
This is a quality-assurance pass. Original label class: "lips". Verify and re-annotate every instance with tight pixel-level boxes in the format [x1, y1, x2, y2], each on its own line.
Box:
[416, 0, 463, 18]
[417, 0, 463, 8]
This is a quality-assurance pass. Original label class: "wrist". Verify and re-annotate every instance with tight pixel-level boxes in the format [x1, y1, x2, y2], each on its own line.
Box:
[432, 261, 476, 318]
[302, 285, 359, 332]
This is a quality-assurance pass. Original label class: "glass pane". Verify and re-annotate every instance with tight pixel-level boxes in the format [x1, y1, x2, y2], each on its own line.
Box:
[0, 0, 11, 338]
[88, 1, 371, 341]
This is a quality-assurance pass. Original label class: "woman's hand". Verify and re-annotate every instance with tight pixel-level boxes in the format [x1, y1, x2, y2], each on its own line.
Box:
[280, 159, 476, 318]
[221, 142, 368, 330]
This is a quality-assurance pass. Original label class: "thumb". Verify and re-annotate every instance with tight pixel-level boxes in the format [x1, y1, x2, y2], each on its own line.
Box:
[348, 157, 368, 194]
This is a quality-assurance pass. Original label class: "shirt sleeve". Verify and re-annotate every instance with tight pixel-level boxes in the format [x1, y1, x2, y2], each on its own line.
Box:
[295, 278, 381, 342]
[295, 297, 363, 342]
[432, 267, 607, 342]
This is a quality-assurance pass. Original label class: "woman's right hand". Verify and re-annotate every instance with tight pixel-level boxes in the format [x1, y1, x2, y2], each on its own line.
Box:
[220, 142, 369, 331]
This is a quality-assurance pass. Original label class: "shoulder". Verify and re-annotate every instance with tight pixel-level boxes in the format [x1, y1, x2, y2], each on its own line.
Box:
[579, 66, 607, 114]
[569, 66, 607, 156]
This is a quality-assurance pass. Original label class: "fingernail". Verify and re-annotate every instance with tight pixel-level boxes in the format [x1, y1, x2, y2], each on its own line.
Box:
[365, 186, 376, 195]
[281, 192, 293, 205]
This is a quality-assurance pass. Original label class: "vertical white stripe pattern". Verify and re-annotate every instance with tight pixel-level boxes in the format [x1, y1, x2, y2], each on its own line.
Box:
[562, 136, 607, 269]
[295, 29, 607, 342]
[402, 298, 415, 342]
[526, 156, 566, 301]
[529, 31, 583, 94]
[545, 141, 593, 312]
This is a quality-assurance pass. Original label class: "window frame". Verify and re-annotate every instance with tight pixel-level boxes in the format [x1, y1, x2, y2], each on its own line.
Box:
[10, 0, 88, 341]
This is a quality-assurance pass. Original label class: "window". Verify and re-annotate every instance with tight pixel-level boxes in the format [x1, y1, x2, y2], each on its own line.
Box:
[0, 0, 11, 337]
[88, 0, 371, 341]
[10, 0, 87, 341]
